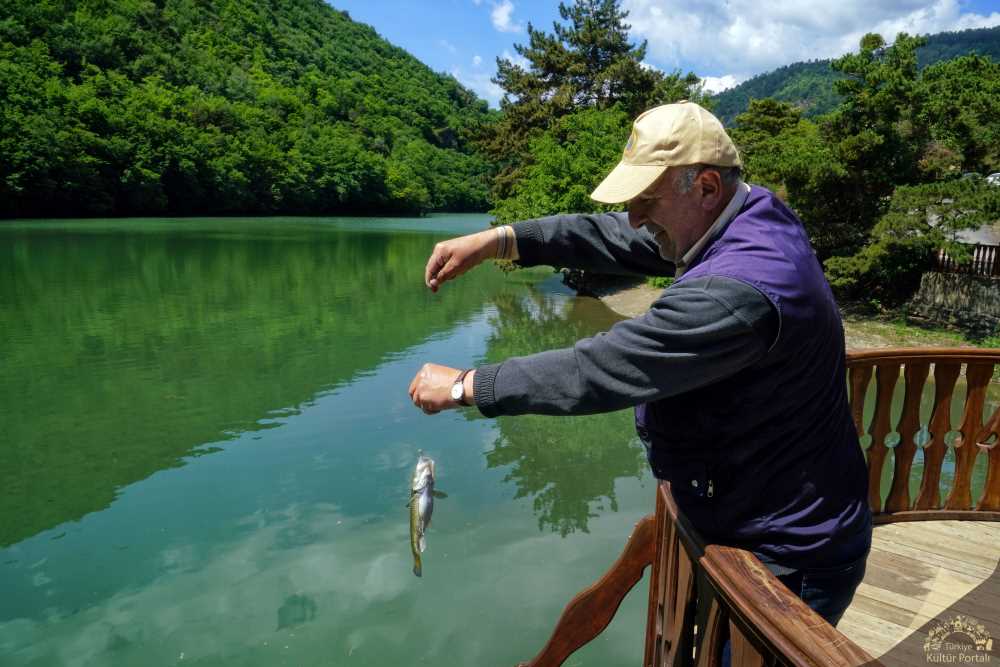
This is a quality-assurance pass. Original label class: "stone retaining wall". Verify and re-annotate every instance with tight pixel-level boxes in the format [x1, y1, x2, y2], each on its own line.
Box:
[908, 272, 1000, 335]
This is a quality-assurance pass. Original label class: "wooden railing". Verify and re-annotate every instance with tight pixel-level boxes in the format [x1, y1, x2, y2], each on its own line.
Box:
[642, 483, 876, 667]
[516, 348, 1000, 667]
[932, 244, 1000, 277]
[847, 347, 1000, 520]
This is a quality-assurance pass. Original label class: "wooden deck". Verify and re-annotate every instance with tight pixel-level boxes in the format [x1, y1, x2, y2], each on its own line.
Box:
[840, 520, 1000, 665]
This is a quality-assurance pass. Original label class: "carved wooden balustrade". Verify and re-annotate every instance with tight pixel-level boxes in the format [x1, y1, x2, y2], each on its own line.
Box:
[516, 348, 1000, 667]
[847, 348, 1000, 521]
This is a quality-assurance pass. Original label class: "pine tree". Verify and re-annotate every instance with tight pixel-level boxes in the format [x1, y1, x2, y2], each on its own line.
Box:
[484, 0, 703, 201]
[822, 33, 929, 237]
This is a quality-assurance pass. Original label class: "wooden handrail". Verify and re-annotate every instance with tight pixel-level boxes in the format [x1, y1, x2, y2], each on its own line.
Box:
[703, 545, 875, 667]
[517, 515, 656, 667]
[646, 483, 878, 667]
[518, 481, 879, 667]
[845, 346, 1000, 363]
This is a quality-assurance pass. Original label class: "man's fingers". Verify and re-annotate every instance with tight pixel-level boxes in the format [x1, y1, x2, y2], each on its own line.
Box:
[435, 257, 463, 285]
[425, 246, 449, 287]
[411, 389, 439, 414]
[409, 362, 458, 415]
[424, 259, 440, 288]
[424, 233, 488, 291]
[428, 256, 458, 288]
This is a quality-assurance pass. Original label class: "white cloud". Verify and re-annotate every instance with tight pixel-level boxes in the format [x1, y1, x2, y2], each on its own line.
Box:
[438, 39, 457, 54]
[700, 74, 743, 94]
[623, 0, 1000, 80]
[451, 66, 504, 107]
[491, 0, 524, 33]
[501, 48, 530, 70]
[444, 41, 567, 106]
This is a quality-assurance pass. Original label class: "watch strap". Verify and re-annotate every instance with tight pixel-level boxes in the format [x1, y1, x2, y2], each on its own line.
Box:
[453, 368, 472, 406]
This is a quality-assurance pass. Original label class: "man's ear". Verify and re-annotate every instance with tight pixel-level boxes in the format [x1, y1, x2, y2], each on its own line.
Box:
[698, 169, 723, 210]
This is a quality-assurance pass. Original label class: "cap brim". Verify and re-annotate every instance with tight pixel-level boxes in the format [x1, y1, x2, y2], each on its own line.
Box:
[590, 163, 667, 204]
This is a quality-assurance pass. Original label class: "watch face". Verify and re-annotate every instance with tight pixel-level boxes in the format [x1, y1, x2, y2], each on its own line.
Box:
[451, 383, 463, 401]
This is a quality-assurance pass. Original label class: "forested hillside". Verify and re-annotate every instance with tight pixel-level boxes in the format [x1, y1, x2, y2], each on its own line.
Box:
[0, 0, 494, 217]
[713, 25, 1000, 125]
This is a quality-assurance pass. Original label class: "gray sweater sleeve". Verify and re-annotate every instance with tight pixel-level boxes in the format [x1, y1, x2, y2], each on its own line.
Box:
[473, 275, 778, 417]
[512, 212, 675, 277]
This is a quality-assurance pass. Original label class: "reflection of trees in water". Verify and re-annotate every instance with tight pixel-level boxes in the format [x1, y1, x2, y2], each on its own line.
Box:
[482, 289, 646, 536]
[0, 227, 505, 547]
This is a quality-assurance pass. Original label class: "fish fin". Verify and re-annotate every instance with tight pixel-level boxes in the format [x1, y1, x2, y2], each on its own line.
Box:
[432, 490, 448, 499]
[418, 535, 426, 553]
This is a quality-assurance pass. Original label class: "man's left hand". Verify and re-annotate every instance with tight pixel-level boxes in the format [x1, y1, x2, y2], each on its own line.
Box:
[408, 363, 464, 414]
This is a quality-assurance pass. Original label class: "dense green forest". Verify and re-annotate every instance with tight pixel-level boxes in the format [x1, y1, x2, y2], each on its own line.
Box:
[0, 0, 494, 217]
[712, 25, 1000, 125]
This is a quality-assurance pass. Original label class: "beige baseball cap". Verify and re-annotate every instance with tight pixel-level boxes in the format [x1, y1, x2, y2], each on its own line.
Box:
[590, 101, 741, 204]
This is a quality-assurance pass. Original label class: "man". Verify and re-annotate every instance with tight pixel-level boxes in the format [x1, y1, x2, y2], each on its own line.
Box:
[407, 101, 871, 627]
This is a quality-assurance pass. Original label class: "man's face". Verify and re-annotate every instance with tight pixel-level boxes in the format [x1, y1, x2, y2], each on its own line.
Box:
[627, 168, 701, 261]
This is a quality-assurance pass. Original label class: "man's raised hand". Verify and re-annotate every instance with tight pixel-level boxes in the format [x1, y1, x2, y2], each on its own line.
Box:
[424, 229, 496, 292]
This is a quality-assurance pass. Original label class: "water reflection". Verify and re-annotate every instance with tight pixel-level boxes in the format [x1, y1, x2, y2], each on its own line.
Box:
[0, 492, 651, 666]
[481, 288, 647, 535]
[0, 218, 503, 547]
[0, 218, 655, 667]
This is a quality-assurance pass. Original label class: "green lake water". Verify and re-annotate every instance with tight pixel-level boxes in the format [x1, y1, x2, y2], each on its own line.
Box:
[0, 215, 653, 666]
[1, 215, 995, 667]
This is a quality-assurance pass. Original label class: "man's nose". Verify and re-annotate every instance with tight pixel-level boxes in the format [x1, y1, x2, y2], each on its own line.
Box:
[627, 205, 645, 229]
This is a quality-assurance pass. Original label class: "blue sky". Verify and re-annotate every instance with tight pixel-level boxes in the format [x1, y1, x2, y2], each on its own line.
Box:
[328, 0, 1000, 106]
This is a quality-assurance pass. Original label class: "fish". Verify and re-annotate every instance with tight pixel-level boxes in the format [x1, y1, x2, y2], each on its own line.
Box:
[409, 453, 436, 577]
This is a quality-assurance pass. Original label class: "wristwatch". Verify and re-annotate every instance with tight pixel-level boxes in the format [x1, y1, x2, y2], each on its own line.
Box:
[451, 369, 471, 406]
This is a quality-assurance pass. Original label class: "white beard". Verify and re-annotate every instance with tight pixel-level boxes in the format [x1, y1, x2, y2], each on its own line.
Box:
[647, 226, 676, 262]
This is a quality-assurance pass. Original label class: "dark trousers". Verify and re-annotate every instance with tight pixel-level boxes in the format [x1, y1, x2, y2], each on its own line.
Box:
[712, 549, 869, 666]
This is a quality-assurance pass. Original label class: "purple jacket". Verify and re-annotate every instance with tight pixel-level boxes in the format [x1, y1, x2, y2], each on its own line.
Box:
[636, 186, 871, 569]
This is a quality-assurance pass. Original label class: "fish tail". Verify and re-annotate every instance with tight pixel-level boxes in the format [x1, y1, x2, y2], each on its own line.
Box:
[412, 555, 422, 578]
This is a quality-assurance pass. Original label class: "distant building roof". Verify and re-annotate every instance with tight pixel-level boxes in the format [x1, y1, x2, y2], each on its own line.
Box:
[958, 222, 1000, 245]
